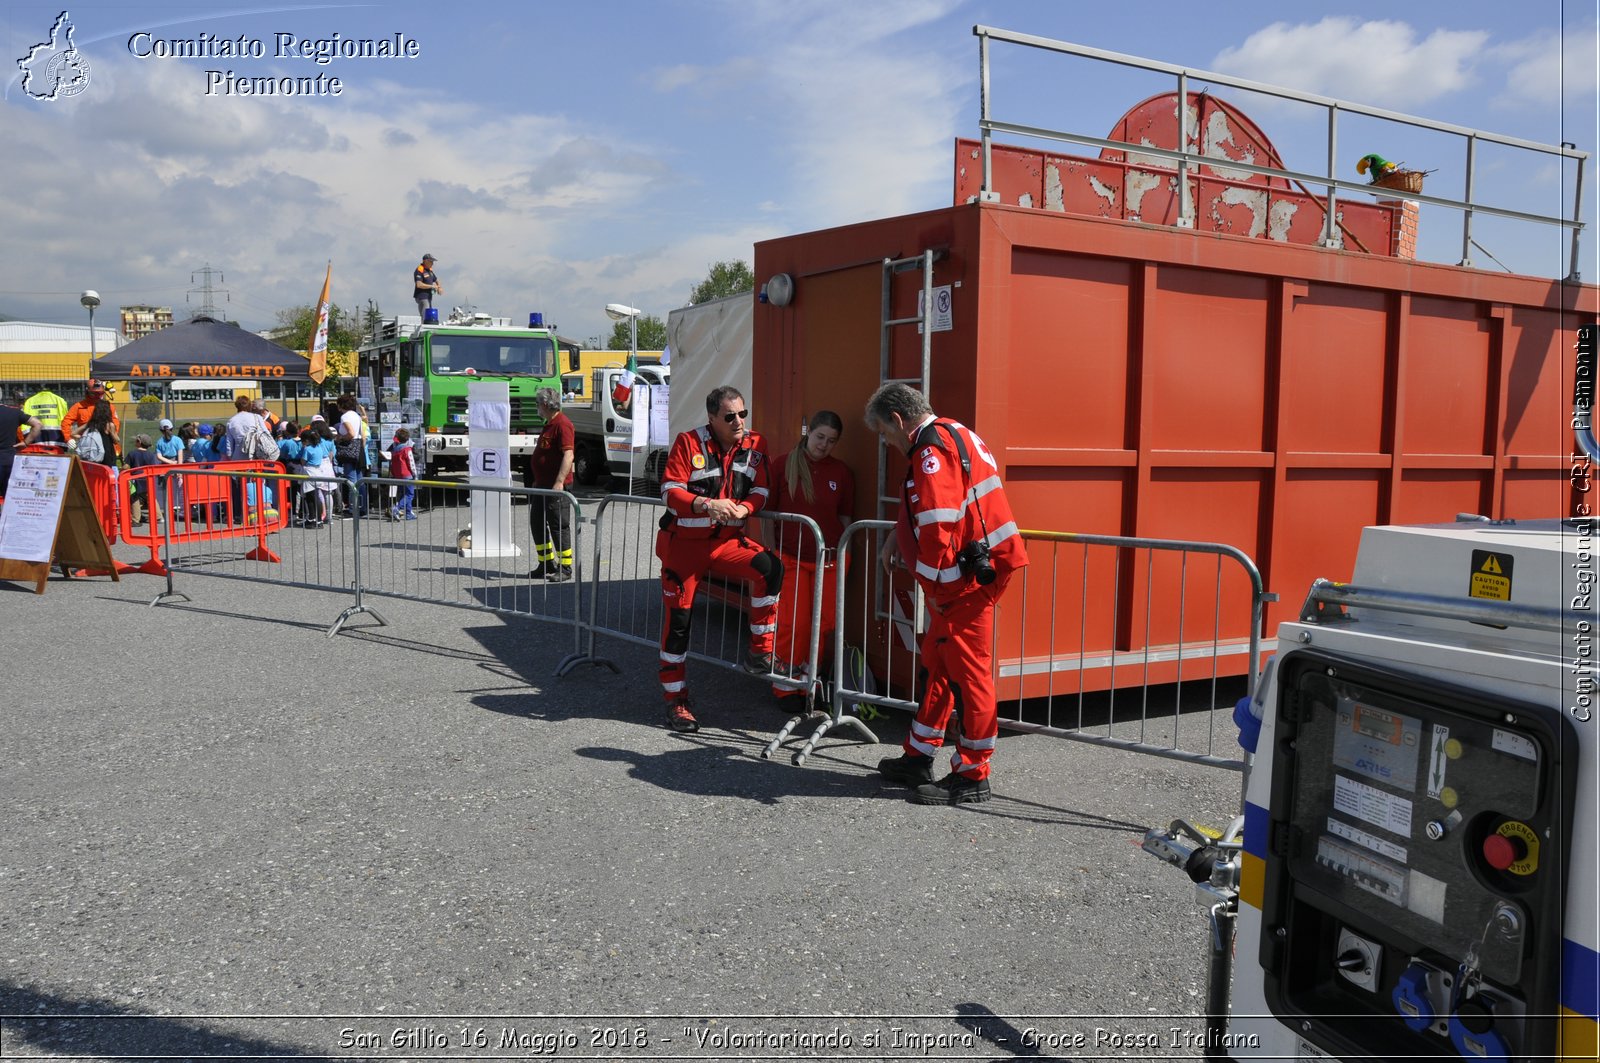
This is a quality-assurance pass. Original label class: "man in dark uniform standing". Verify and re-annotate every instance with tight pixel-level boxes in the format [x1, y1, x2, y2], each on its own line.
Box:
[413, 254, 442, 317]
[1, 390, 43, 497]
[526, 388, 575, 582]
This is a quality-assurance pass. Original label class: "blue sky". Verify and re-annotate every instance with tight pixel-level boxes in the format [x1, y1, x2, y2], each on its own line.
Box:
[3, 1, 1596, 344]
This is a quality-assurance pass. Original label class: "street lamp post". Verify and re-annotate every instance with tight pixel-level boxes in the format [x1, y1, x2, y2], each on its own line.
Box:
[604, 302, 640, 360]
[80, 289, 101, 365]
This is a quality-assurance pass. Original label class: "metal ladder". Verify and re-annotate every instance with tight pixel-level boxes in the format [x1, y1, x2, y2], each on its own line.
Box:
[872, 251, 938, 639]
[875, 250, 936, 522]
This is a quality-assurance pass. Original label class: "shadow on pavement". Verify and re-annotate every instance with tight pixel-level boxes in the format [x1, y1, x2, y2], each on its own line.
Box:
[575, 741, 888, 806]
[0, 981, 323, 1061]
[953, 1001, 1049, 1060]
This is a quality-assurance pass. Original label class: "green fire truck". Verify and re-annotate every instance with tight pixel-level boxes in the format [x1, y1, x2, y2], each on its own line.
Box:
[355, 310, 574, 476]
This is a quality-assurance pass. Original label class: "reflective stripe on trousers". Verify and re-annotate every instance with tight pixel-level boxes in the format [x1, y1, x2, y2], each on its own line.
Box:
[901, 576, 1008, 780]
[656, 529, 778, 703]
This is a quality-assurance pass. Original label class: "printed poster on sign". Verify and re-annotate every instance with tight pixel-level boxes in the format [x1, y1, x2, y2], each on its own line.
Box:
[0, 455, 70, 562]
[649, 384, 670, 446]
[631, 383, 651, 449]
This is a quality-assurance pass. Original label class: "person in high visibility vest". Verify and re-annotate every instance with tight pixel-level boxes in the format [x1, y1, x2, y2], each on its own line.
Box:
[22, 385, 68, 443]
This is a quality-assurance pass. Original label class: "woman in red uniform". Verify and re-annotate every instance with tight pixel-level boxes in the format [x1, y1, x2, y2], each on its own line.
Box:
[770, 411, 854, 701]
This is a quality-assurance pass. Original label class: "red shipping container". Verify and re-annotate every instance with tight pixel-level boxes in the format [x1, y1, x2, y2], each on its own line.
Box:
[754, 127, 1597, 696]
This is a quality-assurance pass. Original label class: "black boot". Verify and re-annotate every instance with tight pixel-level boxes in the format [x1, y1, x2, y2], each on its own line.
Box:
[913, 774, 992, 805]
[876, 753, 933, 786]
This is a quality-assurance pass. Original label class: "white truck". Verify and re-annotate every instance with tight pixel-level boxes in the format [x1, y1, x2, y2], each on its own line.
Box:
[562, 361, 670, 488]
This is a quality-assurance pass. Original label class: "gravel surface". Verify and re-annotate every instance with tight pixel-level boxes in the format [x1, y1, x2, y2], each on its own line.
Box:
[2, 487, 1248, 1061]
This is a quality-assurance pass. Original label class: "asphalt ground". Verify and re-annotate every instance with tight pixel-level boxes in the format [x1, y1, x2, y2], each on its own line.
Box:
[2, 484, 1249, 1062]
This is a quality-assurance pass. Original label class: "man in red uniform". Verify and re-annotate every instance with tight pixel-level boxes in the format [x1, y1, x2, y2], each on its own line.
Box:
[867, 383, 1028, 804]
[527, 388, 575, 582]
[655, 385, 786, 733]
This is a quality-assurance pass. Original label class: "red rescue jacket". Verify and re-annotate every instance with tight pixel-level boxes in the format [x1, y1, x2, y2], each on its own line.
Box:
[894, 418, 1027, 606]
[660, 425, 771, 540]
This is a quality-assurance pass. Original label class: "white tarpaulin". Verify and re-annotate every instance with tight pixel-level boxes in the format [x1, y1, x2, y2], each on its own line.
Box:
[664, 292, 753, 443]
[466, 380, 518, 558]
[631, 383, 652, 449]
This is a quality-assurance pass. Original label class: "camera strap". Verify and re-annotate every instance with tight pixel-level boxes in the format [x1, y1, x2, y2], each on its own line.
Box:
[913, 419, 994, 548]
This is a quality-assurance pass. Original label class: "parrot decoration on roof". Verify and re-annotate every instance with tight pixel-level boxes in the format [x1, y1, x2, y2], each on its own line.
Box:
[1357, 153, 1398, 183]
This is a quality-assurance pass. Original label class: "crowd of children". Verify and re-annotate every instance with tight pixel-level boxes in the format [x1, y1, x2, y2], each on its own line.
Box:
[124, 398, 419, 527]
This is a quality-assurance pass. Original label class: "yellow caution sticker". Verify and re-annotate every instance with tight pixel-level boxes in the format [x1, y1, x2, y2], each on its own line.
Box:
[1469, 549, 1513, 601]
[1497, 820, 1540, 876]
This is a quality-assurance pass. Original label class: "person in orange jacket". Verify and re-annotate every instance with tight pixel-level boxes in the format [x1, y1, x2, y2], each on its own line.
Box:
[653, 385, 786, 733]
[62, 378, 120, 442]
[867, 383, 1028, 805]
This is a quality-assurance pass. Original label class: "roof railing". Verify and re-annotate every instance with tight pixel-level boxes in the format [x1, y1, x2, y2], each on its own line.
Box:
[974, 25, 1589, 281]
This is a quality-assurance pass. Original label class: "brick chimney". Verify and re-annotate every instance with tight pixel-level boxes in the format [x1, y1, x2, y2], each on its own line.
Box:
[1379, 198, 1421, 260]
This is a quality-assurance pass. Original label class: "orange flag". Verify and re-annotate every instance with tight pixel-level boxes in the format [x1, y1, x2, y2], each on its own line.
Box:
[308, 262, 331, 385]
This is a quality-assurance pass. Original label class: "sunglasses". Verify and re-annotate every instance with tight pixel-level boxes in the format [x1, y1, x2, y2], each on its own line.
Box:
[722, 409, 749, 424]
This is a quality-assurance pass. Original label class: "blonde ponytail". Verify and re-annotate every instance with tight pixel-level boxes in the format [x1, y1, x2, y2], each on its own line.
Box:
[786, 442, 815, 504]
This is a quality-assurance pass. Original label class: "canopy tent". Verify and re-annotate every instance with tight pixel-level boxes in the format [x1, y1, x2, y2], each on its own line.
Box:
[89, 316, 313, 382]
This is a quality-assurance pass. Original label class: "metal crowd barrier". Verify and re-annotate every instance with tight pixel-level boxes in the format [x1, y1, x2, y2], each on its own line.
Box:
[819, 521, 1266, 771]
[557, 494, 823, 707]
[105, 466, 1266, 765]
[773, 519, 901, 764]
[121, 467, 585, 655]
[997, 530, 1265, 771]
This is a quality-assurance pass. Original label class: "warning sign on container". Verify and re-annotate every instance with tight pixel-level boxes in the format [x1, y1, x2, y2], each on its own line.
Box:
[1469, 549, 1513, 601]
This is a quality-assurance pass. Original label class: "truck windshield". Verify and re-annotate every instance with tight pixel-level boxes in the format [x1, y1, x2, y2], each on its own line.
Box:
[428, 334, 554, 377]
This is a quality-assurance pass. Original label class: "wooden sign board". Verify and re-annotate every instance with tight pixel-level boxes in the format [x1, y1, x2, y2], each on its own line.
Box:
[0, 455, 118, 593]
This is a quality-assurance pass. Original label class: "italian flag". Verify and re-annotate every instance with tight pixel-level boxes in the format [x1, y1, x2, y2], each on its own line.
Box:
[308, 262, 331, 385]
[612, 352, 637, 406]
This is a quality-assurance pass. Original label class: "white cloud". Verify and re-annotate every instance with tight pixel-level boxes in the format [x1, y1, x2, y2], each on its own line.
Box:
[718, 0, 969, 228]
[1, 52, 741, 340]
[1212, 18, 1488, 108]
[1489, 23, 1600, 108]
[648, 58, 760, 94]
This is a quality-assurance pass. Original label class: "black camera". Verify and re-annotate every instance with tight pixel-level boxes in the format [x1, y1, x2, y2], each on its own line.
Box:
[957, 539, 996, 586]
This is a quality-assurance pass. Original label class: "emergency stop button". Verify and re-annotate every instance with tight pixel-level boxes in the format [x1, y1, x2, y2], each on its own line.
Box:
[1482, 834, 1522, 870]
[1481, 821, 1539, 875]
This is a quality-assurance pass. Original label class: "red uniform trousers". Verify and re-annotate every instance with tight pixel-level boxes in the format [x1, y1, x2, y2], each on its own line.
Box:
[902, 574, 1009, 780]
[656, 528, 781, 703]
[770, 553, 840, 699]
